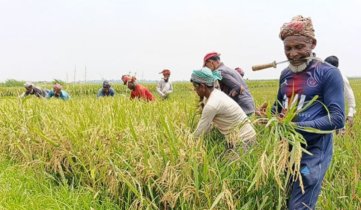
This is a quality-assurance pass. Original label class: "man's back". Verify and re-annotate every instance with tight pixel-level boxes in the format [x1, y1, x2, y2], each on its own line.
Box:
[216, 63, 255, 115]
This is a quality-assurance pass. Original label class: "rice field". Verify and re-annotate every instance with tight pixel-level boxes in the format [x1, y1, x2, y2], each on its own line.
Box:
[0, 80, 360, 209]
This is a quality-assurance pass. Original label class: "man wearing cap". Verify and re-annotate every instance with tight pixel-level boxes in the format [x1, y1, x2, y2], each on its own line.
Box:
[261, 15, 345, 209]
[47, 83, 70, 101]
[97, 80, 116, 97]
[156, 69, 173, 99]
[21, 82, 48, 98]
[203, 52, 255, 116]
[127, 76, 155, 101]
[235, 67, 245, 78]
[191, 67, 256, 154]
[324, 55, 356, 129]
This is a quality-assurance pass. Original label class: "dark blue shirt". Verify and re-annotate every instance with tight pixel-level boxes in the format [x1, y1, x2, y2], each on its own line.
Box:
[273, 59, 345, 145]
[97, 88, 115, 97]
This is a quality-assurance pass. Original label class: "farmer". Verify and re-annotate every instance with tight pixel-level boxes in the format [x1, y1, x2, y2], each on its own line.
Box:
[97, 80, 115, 97]
[258, 15, 345, 209]
[191, 67, 256, 153]
[156, 69, 173, 99]
[203, 52, 255, 116]
[121, 75, 132, 85]
[235, 67, 245, 78]
[325, 55, 356, 128]
[47, 83, 70, 101]
[127, 76, 154, 101]
[21, 82, 48, 98]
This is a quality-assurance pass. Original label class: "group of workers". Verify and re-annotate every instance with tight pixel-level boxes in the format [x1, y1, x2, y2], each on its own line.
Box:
[21, 82, 70, 100]
[19, 15, 356, 209]
[190, 15, 356, 210]
[21, 69, 174, 102]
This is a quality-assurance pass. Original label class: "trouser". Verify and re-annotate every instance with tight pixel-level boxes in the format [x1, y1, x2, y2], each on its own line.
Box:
[287, 142, 333, 210]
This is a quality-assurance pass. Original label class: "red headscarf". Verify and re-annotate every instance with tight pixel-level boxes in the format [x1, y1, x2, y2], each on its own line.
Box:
[279, 15, 315, 41]
[203, 52, 220, 66]
[159, 69, 171, 76]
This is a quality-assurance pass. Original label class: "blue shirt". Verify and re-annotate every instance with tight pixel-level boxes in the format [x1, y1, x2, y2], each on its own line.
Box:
[47, 90, 70, 101]
[273, 60, 345, 149]
[97, 88, 115, 97]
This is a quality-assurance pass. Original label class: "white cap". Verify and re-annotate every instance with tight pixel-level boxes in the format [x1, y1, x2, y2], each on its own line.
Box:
[24, 82, 33, 88]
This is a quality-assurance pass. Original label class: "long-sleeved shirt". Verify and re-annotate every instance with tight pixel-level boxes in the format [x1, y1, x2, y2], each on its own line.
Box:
[340, 71, 356, 117]
[156, 80, 173, 98]
[97, 88, 115, 97]
[130, 84, 155, 101]
[194, 89, 255, 142]
[47, 90, 70, 101]
[22, 87, 48, 98]
[215, 63, 255, 115]
[273, 59, 345, 144]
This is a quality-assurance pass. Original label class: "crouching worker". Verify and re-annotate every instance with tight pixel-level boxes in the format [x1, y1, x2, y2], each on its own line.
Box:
[47, 83, 70, 101]
[127, 76, 155, 101]
[97, 80, 115, 97]
[191, 67, 256, 155]
[21, 82, 48, 98]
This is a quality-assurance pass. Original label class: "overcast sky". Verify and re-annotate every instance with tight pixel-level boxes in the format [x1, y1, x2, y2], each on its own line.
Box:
[1, 0, 360, 82]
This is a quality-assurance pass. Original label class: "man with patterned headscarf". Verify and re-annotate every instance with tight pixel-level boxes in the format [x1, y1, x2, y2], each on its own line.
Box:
[203, 52, 255, 116]
[191, 67, 256, 155]
[259, 15, 345, 209]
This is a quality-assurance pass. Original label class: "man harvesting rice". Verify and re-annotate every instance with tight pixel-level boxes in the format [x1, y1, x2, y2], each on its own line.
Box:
[203, 52, 255, 116]
[156, 69, 173, 99]
[127, 76, 154, 101]
[259, 15, 345, 209]
[47, 83, 70, 101]
[191, 67, 256, 154]
[21, 82, 48, 98]
[97, 80, 115, 97]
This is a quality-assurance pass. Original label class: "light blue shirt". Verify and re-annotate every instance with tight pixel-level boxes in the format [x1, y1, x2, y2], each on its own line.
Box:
[47, 90, 70, 101]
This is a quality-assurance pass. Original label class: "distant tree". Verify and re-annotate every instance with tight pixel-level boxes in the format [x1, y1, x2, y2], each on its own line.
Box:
[1, 79, 26, 87]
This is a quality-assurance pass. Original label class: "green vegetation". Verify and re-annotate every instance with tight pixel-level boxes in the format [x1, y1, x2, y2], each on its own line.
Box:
[0, 81, 360, 209]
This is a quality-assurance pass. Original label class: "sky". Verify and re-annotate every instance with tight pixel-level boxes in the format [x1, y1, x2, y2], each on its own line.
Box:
[1, 0, 360, 82]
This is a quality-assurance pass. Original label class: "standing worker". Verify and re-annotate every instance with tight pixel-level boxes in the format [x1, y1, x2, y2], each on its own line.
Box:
[156, 69, 173, 99]
[257, 15, 345, 209]
[324, 55, 356, 128]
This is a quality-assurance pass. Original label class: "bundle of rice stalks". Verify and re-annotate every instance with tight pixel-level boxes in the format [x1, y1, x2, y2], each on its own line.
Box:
[248, 95, 332, 203]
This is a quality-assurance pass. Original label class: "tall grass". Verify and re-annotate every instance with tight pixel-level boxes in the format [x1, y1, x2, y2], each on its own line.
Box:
[0, 82, 360, 209]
